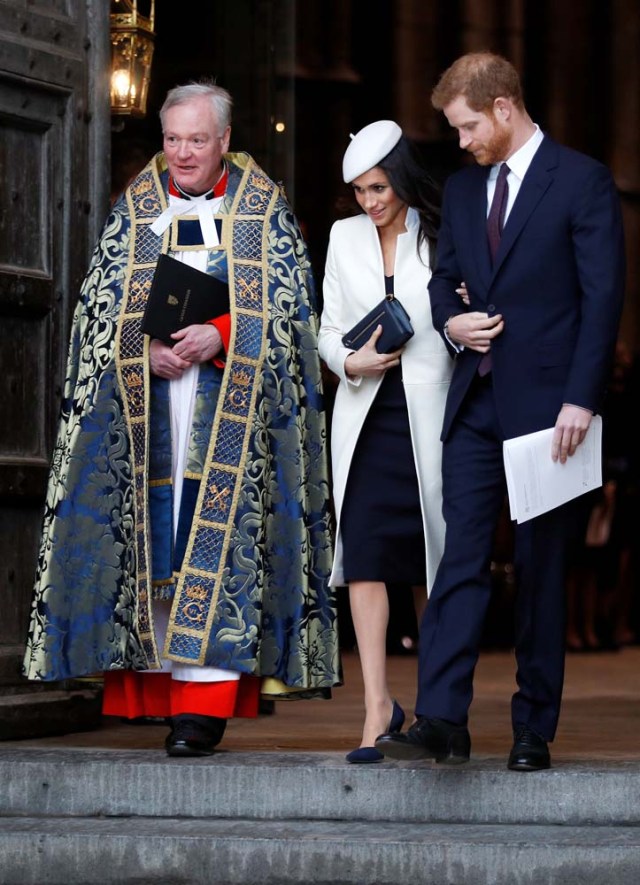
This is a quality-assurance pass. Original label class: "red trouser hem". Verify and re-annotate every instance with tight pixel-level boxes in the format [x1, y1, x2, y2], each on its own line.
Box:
[102, 670, 260, 719]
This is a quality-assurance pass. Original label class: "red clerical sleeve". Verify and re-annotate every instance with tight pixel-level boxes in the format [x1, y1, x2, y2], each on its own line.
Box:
[206, 314, 231, 368]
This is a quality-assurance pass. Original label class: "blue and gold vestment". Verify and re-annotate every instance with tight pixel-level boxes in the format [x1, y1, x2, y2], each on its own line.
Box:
[23, 152, 341, 697]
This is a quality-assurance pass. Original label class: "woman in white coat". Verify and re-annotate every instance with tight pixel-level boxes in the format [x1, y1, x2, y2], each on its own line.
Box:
[319, 121, 453, 762]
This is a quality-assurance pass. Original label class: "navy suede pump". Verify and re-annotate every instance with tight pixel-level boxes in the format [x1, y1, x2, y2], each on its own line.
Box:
[346, 700, 405, 763]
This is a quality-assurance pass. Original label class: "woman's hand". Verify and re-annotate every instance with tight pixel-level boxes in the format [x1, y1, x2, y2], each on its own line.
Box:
[456, 281, 470, 305]
[344, 325, 402, 378]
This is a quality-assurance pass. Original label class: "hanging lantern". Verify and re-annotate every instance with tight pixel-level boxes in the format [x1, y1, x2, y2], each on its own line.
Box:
[110, 0, 155, 116]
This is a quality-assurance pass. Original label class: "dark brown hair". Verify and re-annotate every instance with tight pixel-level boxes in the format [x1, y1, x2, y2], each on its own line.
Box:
[431, 52, 524, 113]
[377, 137, 440, 268]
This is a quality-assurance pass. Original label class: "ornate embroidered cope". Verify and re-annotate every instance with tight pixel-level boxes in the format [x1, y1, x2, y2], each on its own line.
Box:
[23, 152, 341, 696]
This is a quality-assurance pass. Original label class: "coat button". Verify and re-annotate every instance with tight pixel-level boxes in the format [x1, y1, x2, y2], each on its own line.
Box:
[487, 303, 496, 312]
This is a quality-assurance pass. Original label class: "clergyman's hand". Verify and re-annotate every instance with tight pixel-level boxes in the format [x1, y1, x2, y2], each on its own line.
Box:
[171, 324, 223, 363]
[344, 325, 402, 378]
[149, 338, 192, 379]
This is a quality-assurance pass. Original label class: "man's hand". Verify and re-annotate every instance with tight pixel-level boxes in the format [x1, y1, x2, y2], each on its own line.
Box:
[344, 325, 402, 378]
[446, 311, 504, 352]
[149, 338, 192, 379]
[150, 325, 224, 379]
[551, 404, 592, 464]
[171, 323, 223, 363]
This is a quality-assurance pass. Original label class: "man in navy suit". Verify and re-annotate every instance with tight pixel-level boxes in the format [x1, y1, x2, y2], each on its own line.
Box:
[376, 52, 625, 770]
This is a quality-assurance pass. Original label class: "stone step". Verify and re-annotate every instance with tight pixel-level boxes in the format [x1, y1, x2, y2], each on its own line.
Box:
[1, 748, 639, 826]
[0, 816, 639, 885]
[0, 685, 102, 740]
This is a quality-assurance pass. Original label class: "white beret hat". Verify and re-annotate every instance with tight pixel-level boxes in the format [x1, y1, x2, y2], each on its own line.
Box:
[342, 120, 403, 183]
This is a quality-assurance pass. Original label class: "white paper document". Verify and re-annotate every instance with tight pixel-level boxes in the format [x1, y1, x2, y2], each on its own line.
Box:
[503, 415, 602, 524]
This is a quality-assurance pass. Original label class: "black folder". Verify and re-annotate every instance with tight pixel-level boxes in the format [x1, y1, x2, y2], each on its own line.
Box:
[141, 254, 230, 344]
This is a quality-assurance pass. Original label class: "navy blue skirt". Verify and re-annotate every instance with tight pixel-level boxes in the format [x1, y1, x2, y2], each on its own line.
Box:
[340, 364, 426, 584]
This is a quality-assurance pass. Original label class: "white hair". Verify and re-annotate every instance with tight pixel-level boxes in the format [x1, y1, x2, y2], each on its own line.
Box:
[160, 81, 232, 133]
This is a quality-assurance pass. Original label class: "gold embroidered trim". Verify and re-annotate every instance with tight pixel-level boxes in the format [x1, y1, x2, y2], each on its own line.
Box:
[165, 159, 277, 665]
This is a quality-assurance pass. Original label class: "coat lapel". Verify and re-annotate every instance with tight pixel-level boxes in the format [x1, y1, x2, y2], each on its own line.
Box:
[468, 166, 493, 288]
[492, 136, 558, 275]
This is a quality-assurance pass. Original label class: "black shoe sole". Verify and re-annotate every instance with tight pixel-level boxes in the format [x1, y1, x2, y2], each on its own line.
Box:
[165, 741, 217, 758]
[374, 736, 470, 764]
[374, 740, 434, 761]
[507, 759, 551, 772]
[435, 750, 470, 765]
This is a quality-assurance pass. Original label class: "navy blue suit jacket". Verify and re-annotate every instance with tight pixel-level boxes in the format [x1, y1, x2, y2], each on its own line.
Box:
[429, 135, 626, 442]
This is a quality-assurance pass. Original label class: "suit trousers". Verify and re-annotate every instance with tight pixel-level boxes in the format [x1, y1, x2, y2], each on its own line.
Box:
[416, 376, 573, 741]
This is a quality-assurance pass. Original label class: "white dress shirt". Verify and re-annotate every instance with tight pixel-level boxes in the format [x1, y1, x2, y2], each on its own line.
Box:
[487, 124, 544, 222]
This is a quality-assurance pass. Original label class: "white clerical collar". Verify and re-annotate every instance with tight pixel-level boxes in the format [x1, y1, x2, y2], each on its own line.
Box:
[150, 167, 228, 248]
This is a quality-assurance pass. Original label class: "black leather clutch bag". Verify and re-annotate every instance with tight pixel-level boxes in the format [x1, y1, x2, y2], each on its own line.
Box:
[342, 295, 414, 354]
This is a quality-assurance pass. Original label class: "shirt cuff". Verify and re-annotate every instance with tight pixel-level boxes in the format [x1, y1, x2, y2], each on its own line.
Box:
[207, 313, 231, 368]
[443, 316, 463, 353]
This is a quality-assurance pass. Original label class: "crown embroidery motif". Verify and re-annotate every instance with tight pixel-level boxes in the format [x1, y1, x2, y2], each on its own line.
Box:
[132, 179, 153, 197]
[231, 367, 252, 388]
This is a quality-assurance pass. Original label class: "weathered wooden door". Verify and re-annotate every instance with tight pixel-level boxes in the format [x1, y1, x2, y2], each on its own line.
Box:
[0, 0, 110, 736]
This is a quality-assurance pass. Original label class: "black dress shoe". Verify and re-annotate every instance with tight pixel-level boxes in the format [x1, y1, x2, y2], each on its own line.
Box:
[165, 714, 227, 757]
[507, 724, 551, 771]
[375, 716, 470, 764]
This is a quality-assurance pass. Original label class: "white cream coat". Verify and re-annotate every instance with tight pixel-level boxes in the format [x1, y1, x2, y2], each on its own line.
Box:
[318, 208, 452, 591]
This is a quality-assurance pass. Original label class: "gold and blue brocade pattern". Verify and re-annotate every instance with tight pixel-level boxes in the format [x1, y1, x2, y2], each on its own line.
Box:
[23, 152, 340, 694]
